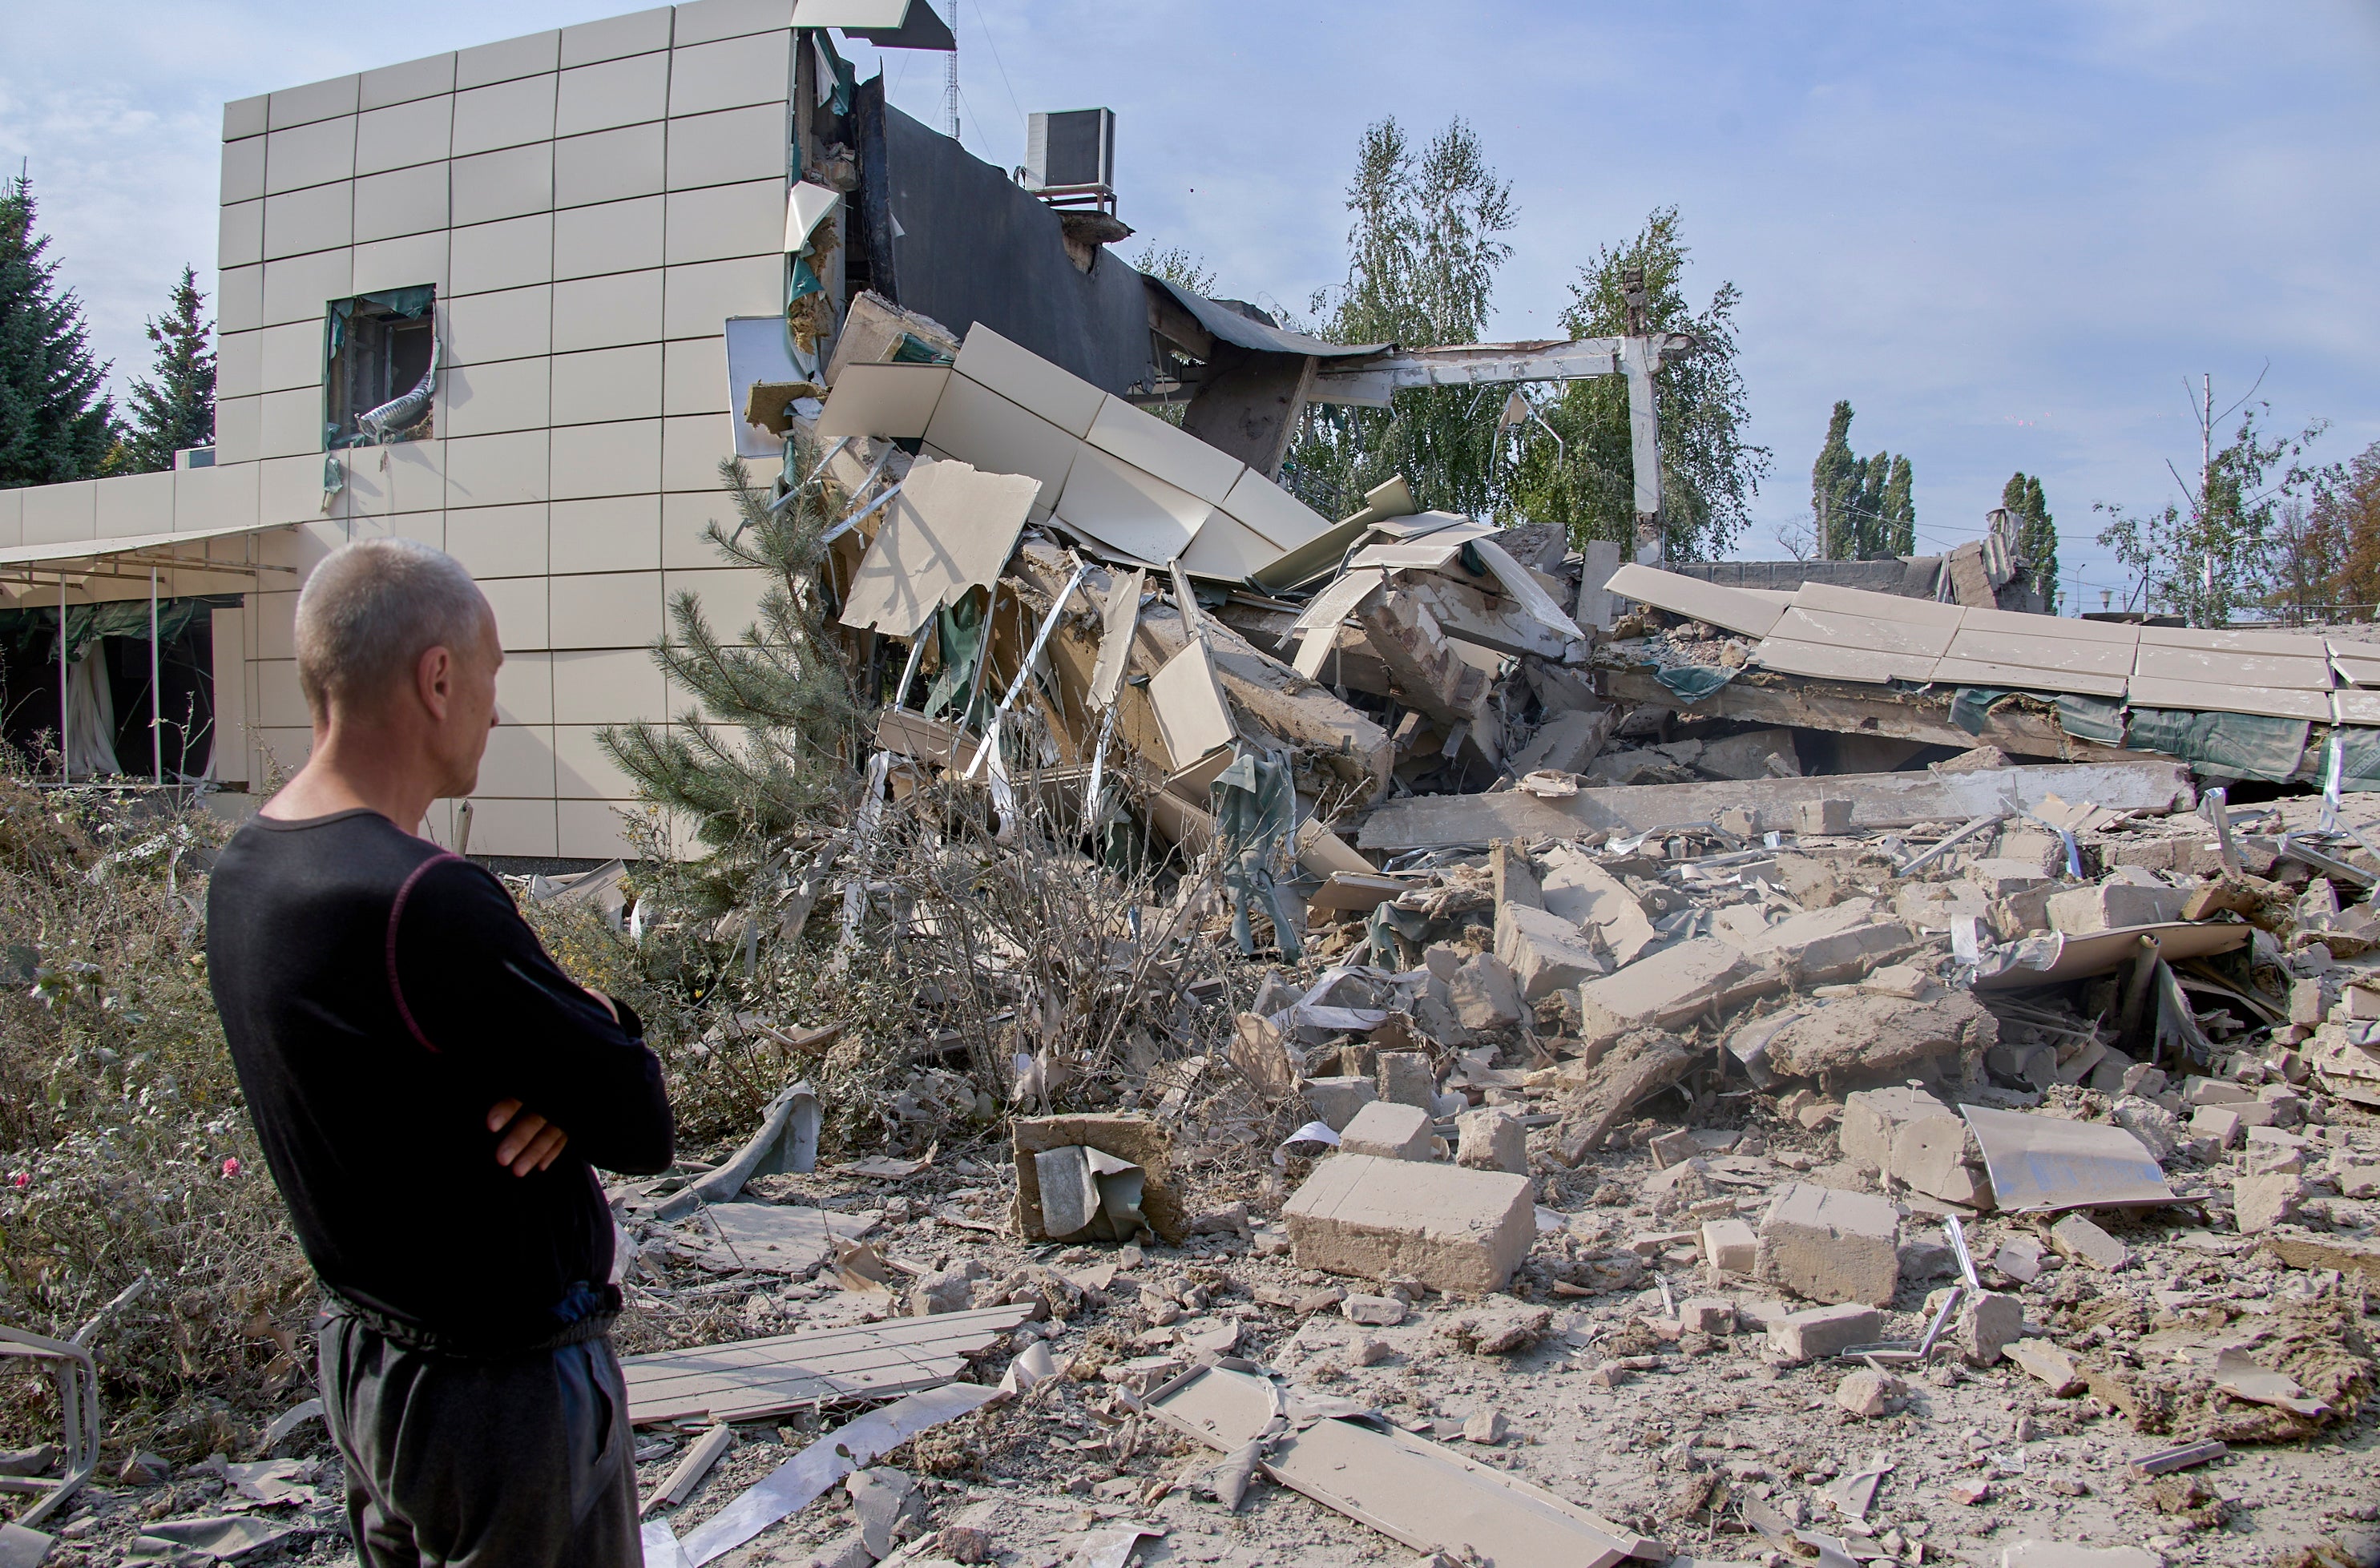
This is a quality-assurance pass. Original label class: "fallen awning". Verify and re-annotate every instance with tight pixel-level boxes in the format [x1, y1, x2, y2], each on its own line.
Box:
[0, 520, 298, 589]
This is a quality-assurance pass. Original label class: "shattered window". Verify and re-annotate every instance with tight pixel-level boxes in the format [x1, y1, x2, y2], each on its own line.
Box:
[324, 286, 438, 447]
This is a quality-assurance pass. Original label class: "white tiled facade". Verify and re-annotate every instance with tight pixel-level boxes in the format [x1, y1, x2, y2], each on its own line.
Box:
[1, 0, 800, 859]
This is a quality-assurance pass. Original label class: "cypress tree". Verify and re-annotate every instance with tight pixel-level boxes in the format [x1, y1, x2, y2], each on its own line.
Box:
[1881, 454, 1916, 555]
[2003, 471, 2058, 604]
[1809, 401, 1858, 558]
[0, 175, 119, 486]
[114, 266, 215, 474]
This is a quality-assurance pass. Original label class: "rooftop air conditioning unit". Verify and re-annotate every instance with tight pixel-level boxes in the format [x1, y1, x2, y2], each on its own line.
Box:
[1023, 109, 1115, 212]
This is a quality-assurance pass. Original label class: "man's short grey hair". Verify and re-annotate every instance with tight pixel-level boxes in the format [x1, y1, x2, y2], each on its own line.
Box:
[295, 538, 490, 719]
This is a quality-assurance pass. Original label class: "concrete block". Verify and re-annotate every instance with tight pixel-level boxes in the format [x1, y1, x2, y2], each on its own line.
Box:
[1488, 840, 1541, 910]
[1836, 1367, 1898, 1417]
[1840, 1085, 1951, 1174]
[1965, 857, 2051, 897]
[1376, 1050, 1437, 1110]
[2233, 1173, 2304, 1235]
[1302, 1075, 1377, 1133]
[1284, 1153, 1536, 1295]
[2049, 1211, 2127, 1271]
[1958, 1291, 2024, 1365]
[1756, 1183, 1899, 1307]
[1766, 1303, 1880, 1362]
[2192, 1104, 2245, 1148]
[1795, 798, 1852, 835]
[1700, 1217, 1758, 1276]
[2185, 1077, 2254, 1106]
[2000, 1544, 2162, 1568]
[1678, 1297, 1735, 1335]
[2045, 881, 2186, 935]
[1509, 707, 1611, 776]
[1733, 903, 1914, 985]
[1338, 1100, 1434, 1161]
[1889, 1114, 1991, 1208]
[1454, 1107, 1529, 1175]
[1494, 902, 1604, 1001]
[1449, 951, 1525, 1030]
[2290, 977, 2327, 1026]
[1645, 1128, 1696, 1169]
[1575, 937, 1759, 1046]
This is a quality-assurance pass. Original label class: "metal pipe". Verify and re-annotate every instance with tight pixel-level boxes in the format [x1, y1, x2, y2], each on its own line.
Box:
[150, 567, 162, 786]
[57, 575, 67, 783]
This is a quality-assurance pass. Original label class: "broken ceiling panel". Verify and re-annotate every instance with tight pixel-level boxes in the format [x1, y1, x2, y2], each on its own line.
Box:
[1054, 446, 1218, 566]
[1220, 468, 1331, 552]
[817, 362, 950, 440]
[919, 374, 1081, 516]
[2124, 677, 2332, 723]
[2132, 643, 2331, 690]
[1179, 509, 1288, 582]
[1793, 580, 1966, 627]
[1603, 562, 1784, 639]
[1148, 639, 1236, 768]
[1927, 658, 2129, 699]
[1085, 395, 1245, 506]
[837, 457, 1039, 637]
[951, 324, 1106, 437]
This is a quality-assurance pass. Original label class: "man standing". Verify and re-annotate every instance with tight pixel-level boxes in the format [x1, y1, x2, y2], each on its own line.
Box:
[208, 538, 672, 1567]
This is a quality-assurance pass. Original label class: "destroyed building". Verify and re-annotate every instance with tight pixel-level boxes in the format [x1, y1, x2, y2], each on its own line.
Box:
[8, 4, 2380, 1564]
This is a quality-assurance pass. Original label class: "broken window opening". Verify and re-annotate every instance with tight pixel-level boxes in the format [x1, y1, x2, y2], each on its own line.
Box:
[324, 286, 438, 448]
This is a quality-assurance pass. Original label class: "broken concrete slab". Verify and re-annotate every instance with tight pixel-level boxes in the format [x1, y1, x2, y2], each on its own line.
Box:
[1556, 1030, 1696, 1163]
[1728, 901, 1915, 986]
[1766, 1303, 1882, 1362]
[2003, 1338, 2085, 1397]
[1283, 1153, 1536, 1294]
[2233, 1172, 2305, 1234]
[1301, 1075, 1378, 1132]
[1494, 901, 1608, 1000]
[1757, 1183, 1900, 1307]
[1337, 1100, 1434, 1160]
[2049, 1211, 2128, 1271]
[1448, 951, 1526, 1030]
[1354, 761, 2195, 850]
[2045, 881, 2188, 935]
[1575, 937, 1770, 1049]
[1537, 846, 1660, 965]
[1508, 707, 1615, 777]
[1758, 991, 1997, 1085]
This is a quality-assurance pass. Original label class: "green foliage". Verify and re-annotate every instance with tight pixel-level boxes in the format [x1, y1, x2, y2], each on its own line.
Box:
[1282, 116, 1515, 520]
[1809, 400, 1914, 558]
[1130, 244, 1216, 297]
[599, 453, 861, 877]
[0, 175, 119, 487]
[2094, 400, 2329, 627]
[111, 267, 216, 475]
[1503, 208, 1769, 561]
[2001, 471, 2058, 604]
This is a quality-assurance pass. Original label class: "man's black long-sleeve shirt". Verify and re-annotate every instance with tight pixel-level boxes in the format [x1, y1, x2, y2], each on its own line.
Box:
[208, 808, 673, 1354]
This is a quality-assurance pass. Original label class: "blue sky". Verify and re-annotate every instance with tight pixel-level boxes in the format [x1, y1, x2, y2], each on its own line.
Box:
[6, 1, 2376, 610]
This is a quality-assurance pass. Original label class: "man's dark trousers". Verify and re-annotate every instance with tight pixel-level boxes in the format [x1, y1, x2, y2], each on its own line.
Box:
[319, 1309, 641, 1568]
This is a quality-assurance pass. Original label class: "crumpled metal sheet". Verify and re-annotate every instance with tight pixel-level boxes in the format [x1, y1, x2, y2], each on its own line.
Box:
[1959, 1103, 2176, 1214]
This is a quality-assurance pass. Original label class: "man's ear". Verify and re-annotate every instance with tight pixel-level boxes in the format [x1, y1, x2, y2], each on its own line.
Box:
[417, 643, 455, 720]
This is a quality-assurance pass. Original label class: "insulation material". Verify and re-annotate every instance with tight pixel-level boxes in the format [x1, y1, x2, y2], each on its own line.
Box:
[837, 458, 1039, 636]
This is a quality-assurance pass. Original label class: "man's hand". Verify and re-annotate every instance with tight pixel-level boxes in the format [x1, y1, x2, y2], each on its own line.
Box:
[486, 1098, 569, 1176]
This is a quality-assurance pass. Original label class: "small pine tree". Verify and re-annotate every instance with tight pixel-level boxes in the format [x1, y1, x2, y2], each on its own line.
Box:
[2002, 471, 2057, 603]
[113, 266, 215, 474]
[0, 175, 119, 486]
[600, 453, 861, 887]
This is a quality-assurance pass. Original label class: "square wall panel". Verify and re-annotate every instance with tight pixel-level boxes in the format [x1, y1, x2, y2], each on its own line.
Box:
[478, 573, 551, 650]
[355, 95, 453, 175]
[452, 74, 558, 157]
[450, 213, 553, 296]
[666, 34, 790, 119]
[492, 648, 554, 724]
[261, 250, 353, 327]
[664, 179, 783, 265]
[353, 163, 449, 244]
[665, 104, 787, 191]
[555, 725, 639, 798]
[450, 143, 554, 228]
[360, 51, 456, 111]
[457, 30, 559, 90]
[259, 318, 323, 392]
[553, 647, 666, 724]
[461, 798, 558, 858]
[441, 357, 551, 438]
[258, 387, 323, 458]
[256, 659, 309, 728]
[661, 256, 781, 339]
[563, 8, 673, 67]
[333, 450, 393, 518]
[174, 459, 262, 534]
[351, 231, 448, 296]
[551, 494, 660, 575]
[224, 95, 268, 140]
[472, 724, 557, 797]
[94, 470, 175, 538]
[222, 137, 265, 204]
[551, 570, 664, 650]
[553, 196, 665, 280]
[448, 502, 551, 581]
[256, 456, 332, 528]
[268, 75, 359, 130]
[213, 395, 262, 465]
[216, 330, 265, 401]
[557, 800, 638, 861]
[386, 439, 450, 514]
[558, 52, 669, 137]
[264, 117, 356, 194]
[446, 429, 551, 508]
[921, 375, 1080, 516]
[555, 123, 666, 210]
[219, 200, 264, 270]
[672, 0, 795, 49]
[446, 284, 552, 365]
[217, 265, 264, 334]
[0, 489, 18, 546]
[549, 420, 662, 501]
[660, 413, 736, 493]
[952, 327, 1105, 437]
[661, 335, 728, 415]
[552, 268, 664, 351]
[663, 490, 738, 569]
[551, 345, 664, 427]
[664, 566, 771, 642]
[263, 181, 353, 260]
[252, 591, 298, 659]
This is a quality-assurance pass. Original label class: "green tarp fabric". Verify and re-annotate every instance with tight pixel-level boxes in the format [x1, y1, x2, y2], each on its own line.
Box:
[0, 595, 239, 663]
[1948, 687, 2015, 736]
[2125, 707, 2310, 784]
[2056, 692, 2128, 748]
[1653, 663, 1736, 703]
[1212, 749, 1301, 961]
[2334, 728, 2380, 793]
